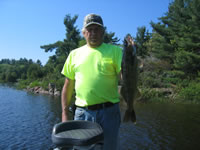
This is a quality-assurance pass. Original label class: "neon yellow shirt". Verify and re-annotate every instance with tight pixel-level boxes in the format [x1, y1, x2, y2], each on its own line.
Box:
[61, 43, 122, 106]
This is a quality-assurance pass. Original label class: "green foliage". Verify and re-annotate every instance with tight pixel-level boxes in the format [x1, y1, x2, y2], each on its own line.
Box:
[151, 32, 174, 62]
[178, 81, 200, 103]
[174, 50, 200, 75]
[148, 60, 171, 71]
[103, 27, 120, 44]
[0, 65, 17, 82]
[162, 70, 185, 85]
[139, 71, 162, 88]
[151, 0, 200, 73]
[41, 14, 81, 59]
[17, 79, 31, 89]
[0, 58, 44, 84]
[40, 79, 49, 90]
[6, 72, 17, 82]
[40, 14, 81, 89]
[135, 26, 151, 58]
[140, 88, 168, 102]
[29, 80, 41, 88]
[138, 59, 172, 88]
[55, 77, 65, 91]
[78, 39, 87, 47]
[146, 0, 200, 103]
[27, 64, 44, 79]
[165, 70, 185, 78]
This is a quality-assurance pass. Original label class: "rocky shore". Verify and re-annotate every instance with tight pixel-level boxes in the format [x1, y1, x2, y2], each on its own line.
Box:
[26, 83, 61, 96]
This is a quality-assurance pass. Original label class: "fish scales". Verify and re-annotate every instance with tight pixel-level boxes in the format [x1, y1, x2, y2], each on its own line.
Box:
[121, 35, 138, 123]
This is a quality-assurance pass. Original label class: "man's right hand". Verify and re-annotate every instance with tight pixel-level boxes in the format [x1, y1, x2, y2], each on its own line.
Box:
[126, 35, 135, 46]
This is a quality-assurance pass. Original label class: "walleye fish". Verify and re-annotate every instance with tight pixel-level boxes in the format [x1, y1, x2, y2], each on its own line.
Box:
[120, 34, 139, 124]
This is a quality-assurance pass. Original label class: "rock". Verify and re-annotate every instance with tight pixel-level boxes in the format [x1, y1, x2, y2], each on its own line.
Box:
[26, 83, 60, 97]
[34, 86, 40, 93]
[152, 88, 173, 95]
[54, 90, 61, 96]
[39, 88, 49, 94]
[48, 83, 55, 95]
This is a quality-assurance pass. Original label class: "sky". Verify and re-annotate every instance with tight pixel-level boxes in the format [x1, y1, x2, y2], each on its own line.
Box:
[0, 0, 172, 65]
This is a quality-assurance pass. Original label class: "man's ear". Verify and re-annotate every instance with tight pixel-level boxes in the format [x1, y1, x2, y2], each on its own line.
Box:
[82, 30, 86, 38]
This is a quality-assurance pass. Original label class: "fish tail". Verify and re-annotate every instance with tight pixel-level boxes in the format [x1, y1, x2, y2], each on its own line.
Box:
[123, 110, 136, 124]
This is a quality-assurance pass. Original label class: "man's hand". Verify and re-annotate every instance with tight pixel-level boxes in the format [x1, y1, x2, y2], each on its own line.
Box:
[126, 35, 135, 46]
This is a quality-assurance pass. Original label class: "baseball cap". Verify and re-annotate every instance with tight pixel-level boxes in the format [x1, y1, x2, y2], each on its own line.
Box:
[83, 14, 104, 28]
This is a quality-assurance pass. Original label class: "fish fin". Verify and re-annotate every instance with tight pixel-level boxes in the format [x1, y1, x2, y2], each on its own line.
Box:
[123, 110, 136, 124]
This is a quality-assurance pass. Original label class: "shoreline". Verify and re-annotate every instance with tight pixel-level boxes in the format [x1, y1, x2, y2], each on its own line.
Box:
[1, 83, 199, 104]
[26, 83, 61, 96]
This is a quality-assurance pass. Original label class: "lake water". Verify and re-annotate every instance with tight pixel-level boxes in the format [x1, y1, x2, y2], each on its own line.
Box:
[0, 84, 200, 150]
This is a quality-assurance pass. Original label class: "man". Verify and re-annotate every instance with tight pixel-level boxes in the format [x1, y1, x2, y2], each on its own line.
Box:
[61, 13, 122, 150]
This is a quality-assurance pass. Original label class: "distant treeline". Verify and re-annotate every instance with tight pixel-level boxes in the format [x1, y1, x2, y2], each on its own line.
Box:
[0, 0, 200, 103]
[0, 58, 43, 82]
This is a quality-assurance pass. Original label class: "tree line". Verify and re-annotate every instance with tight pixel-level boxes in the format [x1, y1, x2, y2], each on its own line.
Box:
[0, 58, 43, 82]
[0, 0, 199, 103]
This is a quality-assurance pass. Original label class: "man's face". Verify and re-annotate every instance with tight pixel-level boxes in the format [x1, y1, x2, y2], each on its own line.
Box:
[83, 24, 104, 48]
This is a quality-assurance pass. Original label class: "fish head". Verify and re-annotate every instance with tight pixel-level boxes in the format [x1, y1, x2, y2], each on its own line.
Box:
[123, 34, 136, 56]
[124, 34, 134, 46]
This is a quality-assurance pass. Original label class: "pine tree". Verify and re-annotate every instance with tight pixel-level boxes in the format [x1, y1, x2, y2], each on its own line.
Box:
[135, 26, 151, 58]
[151, 0, 200, 75]
[40, 14, 81, 68]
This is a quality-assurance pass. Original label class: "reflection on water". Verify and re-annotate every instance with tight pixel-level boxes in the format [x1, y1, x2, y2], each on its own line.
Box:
[120, 103, 200, 150]
[0, 85, 200, 150]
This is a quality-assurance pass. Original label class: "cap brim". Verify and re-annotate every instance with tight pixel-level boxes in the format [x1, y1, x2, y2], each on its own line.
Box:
[84, 22, 103, 28]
